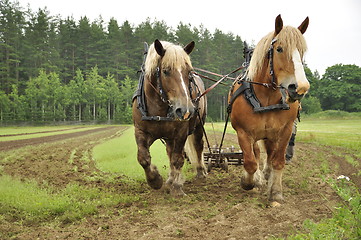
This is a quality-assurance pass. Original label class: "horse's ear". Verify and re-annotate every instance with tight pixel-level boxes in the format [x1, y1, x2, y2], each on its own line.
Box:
[154, 39, 165, 57]
[298, 16, 309, 34]
[184, 41, 195, 55]
[275, 14, 283, 35]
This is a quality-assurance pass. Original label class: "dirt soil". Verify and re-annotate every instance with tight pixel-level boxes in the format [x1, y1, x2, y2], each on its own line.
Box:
[1, 127, 360, 240]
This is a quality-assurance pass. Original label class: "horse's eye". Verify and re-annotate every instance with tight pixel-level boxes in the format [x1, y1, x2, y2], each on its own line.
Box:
[163, 69, 170, 76]
[277, 46, 283, 53]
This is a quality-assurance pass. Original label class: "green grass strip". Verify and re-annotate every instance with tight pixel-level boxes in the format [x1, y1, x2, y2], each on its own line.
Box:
[0, 175, 138, 224]
[0, 126, 105, 142]
[93, 127, 195, 181]
[93, 127, 169, 180]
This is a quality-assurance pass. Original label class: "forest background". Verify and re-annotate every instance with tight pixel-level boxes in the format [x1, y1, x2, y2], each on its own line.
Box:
[1, 0, 360, 124]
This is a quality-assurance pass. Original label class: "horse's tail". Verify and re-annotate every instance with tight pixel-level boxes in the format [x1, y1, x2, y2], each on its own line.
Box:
[184, 134, 198, 166]
[184, 133, 206, 177]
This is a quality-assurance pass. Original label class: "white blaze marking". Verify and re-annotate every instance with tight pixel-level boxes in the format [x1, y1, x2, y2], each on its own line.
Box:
[178, 69, 191, 114]
[292, 49, 310, 94]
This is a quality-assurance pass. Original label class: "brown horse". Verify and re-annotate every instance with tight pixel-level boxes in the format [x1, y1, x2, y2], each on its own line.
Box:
[228, 15, 310, 204]
[132, 40, 207, 196]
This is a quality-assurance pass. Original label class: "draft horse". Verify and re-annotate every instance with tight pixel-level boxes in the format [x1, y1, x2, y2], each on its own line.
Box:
[132, 40, 207, 196]
[229, 15, 310, 204]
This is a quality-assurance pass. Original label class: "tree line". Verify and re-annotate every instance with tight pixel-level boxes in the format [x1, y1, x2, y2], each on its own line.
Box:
[1, 0, 360, 124]
[0, 0, 245, 123]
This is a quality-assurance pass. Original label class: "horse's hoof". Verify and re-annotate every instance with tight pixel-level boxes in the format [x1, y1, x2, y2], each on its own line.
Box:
[166, 182, 186, 197]
[270, 201, 282, 207]
[269, 192, 284, 203]
[195, 170, 207, 180]
[171, 188, 186, 197]
[240, 181, 255, 190]
[147, 173, 163, 190]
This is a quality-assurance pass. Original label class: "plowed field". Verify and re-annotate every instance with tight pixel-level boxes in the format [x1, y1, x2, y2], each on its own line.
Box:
[0, 125, 360, 239]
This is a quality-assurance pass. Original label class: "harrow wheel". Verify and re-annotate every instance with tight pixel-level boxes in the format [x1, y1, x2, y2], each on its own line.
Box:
[207, 157, 212, 173]
[222, 157, 229, 172]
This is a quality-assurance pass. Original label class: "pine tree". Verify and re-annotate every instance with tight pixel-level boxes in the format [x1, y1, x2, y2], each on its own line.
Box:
[0, 0, 25, 93]
[58, 17, 78, 83]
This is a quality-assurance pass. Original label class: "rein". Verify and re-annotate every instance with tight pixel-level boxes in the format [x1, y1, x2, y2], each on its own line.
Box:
[192, 39, 282, 100]
[193, 65, 245, 102]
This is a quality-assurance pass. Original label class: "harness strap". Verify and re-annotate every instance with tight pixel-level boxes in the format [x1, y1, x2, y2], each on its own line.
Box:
[228, 81, 289, 113]
[141, 115, 175, 121]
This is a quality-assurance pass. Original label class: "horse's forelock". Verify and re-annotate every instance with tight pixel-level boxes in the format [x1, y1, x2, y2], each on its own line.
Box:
[145, 41, 192, 77]
[248, 26, 307, 80]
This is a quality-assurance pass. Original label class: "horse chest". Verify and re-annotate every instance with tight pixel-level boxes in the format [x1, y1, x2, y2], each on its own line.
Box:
[235, 114, 289, 141]
[138, 120, 194, 140]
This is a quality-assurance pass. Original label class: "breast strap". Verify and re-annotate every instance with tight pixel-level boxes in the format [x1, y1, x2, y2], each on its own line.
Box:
[228, 80, 289, 113]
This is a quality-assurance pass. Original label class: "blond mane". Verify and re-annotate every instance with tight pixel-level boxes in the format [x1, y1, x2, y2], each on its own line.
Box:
[248, 26, 307, 80]
[145, 41, 193, 78]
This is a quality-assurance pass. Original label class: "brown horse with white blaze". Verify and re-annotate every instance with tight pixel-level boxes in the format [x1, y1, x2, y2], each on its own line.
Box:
[229, 15, 310, 204]
[132, 40, 207, 196]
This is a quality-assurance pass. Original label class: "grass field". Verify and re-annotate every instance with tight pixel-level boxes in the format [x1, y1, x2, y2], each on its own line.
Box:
[203, 118, 361, 151]
[297, 119, 361, 151]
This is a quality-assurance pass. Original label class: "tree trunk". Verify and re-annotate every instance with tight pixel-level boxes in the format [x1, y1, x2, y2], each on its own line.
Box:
[93, 100, 96, 120]
[42, 103, 45, 121]
[78, 104, 82, 121]
[108, 100, 111, 122]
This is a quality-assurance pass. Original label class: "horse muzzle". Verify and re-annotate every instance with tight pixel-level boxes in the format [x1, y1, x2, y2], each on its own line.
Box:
[286, 83, 308, 102]
[174, 105, 195, 121]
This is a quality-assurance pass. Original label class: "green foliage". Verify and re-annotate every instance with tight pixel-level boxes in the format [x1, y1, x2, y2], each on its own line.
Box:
[304, 110, 361, 120]
[301, 96, 322, 114]
[315, 64, 361, 112]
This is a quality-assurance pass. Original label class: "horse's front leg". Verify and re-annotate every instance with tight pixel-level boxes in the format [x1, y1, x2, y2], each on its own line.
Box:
[165, 139, 186, 196]
[237, 131, 264, 190]
[264, 137, 289, 204]
[134, 128, 163, 189]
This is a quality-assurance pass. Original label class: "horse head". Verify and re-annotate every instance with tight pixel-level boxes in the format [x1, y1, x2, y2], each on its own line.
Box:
[270, 15, 310, 102]
[152, 39, 196, 120]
